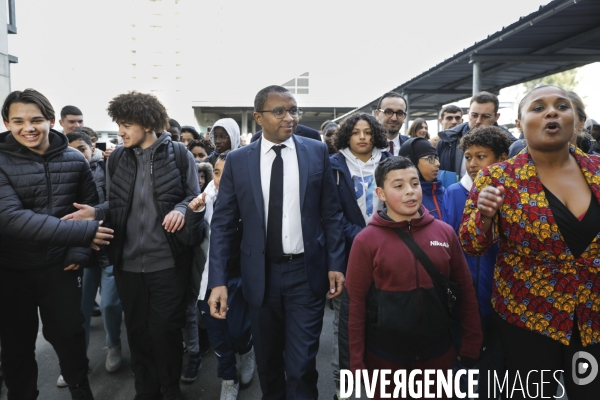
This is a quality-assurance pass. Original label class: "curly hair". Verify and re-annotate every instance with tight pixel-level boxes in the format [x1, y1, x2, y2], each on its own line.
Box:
[458, 125, 512, 158]
[407, 118, 429, 139]
[188, 138, 214, 154]
[107, 91, 169, 134]
[334, 113, 388, 151]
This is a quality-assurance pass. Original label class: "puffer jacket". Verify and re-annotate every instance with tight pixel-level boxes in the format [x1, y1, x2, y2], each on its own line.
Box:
[88, 150, 110, 268]
[0, 130, 100, 270]
[339, 207, 482, 370]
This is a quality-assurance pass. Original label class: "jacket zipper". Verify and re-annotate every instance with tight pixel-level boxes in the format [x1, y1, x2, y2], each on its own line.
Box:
[44, 161, 53, 267]
[431, 182, 442, 220]
[116, 153, 136, 270]
[408, 221, 423, 360]
[150, 143, 173, 254]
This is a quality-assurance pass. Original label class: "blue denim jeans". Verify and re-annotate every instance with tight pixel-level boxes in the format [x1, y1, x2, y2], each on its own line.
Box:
[81, 266, 123, 349]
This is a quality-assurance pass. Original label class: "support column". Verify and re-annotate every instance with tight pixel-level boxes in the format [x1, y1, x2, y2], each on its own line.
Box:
[241, 109, 248, 135]
[252, 119, 256, 134]
[472, 62, 482, 95]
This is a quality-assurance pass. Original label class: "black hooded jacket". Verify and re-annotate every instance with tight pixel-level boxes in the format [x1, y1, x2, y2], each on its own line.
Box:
[0, 129, 100, 270]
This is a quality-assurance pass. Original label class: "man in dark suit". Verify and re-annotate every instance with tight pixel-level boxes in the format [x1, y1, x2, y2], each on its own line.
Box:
[250, 124, 322, 143]
[207, 85, 345, 400]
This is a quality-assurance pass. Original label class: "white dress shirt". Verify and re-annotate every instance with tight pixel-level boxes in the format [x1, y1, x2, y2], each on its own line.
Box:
[260, 136, 304, 254]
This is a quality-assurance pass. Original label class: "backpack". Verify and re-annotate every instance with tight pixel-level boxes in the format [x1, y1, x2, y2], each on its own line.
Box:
[108, 141, 189, 190]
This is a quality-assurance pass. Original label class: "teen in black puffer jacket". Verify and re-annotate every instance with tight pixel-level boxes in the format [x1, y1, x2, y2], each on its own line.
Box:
[0, 129, 100, 268]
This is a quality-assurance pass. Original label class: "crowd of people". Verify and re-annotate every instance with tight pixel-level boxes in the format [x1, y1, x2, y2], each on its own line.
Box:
[0, 83, 599, 400]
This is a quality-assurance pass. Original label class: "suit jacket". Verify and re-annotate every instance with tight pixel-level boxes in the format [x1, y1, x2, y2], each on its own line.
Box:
[208, 135, 345, 307]
[251, 124, 322, 143]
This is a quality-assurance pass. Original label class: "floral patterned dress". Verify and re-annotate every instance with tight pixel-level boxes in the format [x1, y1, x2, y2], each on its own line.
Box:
[459, 146, 600, 346]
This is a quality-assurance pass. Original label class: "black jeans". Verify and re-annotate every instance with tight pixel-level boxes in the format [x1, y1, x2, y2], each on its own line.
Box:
[116, 267, 188, 396]
[494, 312, 600, 400]
[0, 266, 88, 400]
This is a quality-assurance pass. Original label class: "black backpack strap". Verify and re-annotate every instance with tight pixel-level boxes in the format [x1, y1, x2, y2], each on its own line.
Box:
[108, 146, 126, 179]
[172, 141, 189, 192]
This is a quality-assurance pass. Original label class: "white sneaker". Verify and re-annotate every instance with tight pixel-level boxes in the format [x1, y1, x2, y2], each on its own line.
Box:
[105, 344, 122, 372]
[56, 374, 68, 388]
[238, 347, 256, 386]
[220, 379, 239, 400]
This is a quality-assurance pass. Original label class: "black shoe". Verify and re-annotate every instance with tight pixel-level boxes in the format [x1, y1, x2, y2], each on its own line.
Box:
[181, 352, 202, 383]
[198, 328, 211, 356]
[68, 379, 94, 400]
[92, 301, 101, 317]
[133, 395, 160, 400]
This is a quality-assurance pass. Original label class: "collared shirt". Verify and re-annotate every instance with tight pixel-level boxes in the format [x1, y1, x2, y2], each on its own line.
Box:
[388, 134, 401, 156]
[260, 136, 304, 254]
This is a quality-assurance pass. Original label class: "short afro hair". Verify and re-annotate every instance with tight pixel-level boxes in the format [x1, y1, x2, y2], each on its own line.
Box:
[334, 113, 388, 151]
[107, 91, 169, 134]
[188, 138, 214, 154]
[61, 105, 83, 119]
[375, 156, 417, 188]
[254, 85, 290, 112]
[458, 126, 512, 159]
[169, 118, 181, 129]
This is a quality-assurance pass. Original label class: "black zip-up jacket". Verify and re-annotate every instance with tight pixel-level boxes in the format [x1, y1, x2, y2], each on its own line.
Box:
[95, 133, 204, 271]
[0, 130, 100, 269]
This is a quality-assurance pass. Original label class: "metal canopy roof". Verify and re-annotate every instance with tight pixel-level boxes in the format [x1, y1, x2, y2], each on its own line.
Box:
[345, 0, 600, 122]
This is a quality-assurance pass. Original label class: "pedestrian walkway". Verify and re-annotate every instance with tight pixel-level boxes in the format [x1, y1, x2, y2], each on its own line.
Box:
[0, 305, 337, 399]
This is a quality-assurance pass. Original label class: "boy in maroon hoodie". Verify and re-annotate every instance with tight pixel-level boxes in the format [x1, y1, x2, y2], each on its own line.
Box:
[339, 156, 482, 399]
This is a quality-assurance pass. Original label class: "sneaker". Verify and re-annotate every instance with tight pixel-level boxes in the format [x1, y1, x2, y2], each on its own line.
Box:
[238, 347, 255, 386]
[180, 352, 202, 383]
[92, 301, 101, 317]
[220, 379, 239, 400]
[68, 378, 94, 400]
[57, 374, 68, 388]
[199, 327, 211, 355]
[105, 344, 122, 372]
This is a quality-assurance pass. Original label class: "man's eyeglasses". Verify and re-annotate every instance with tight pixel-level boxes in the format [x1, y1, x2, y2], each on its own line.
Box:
[420, 155, 440, 164]
[257, 107, 301, 119]
[470, 112, 493, 121]
[379, 109, 407, 119]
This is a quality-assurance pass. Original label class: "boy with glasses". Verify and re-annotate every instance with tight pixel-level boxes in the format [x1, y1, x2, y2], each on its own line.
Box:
[399, 137, 445, 221]
[375, 92, 410, 156]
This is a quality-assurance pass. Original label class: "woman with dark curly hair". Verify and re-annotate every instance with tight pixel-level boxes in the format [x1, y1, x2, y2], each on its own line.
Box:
[407, 118, 430, 139]
[328, 113, 391, 398]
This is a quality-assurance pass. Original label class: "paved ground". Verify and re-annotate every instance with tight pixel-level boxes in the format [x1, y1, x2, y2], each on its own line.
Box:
[0, 301, 338, 400]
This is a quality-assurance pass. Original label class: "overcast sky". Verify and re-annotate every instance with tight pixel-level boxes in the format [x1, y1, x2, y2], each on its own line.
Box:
[9, 0, 598, 131]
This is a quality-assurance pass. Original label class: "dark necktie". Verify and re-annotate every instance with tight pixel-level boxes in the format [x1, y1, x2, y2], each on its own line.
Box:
[388, 140, 394, 155]
[266, 144, 286, 260]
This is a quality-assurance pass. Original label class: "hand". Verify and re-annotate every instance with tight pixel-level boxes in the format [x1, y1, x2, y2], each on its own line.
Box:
[189, 193, 206, 211]
[103, 147, 115, 159]
[62, 203, 96, 221]
[162, 210, 185, 233]
[327, 271, 345, 299]
[91, 221, 114, 251]
[64, 264, 80, 271]
[208, 286, 229, 319]
[477, 186, 505, 219]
